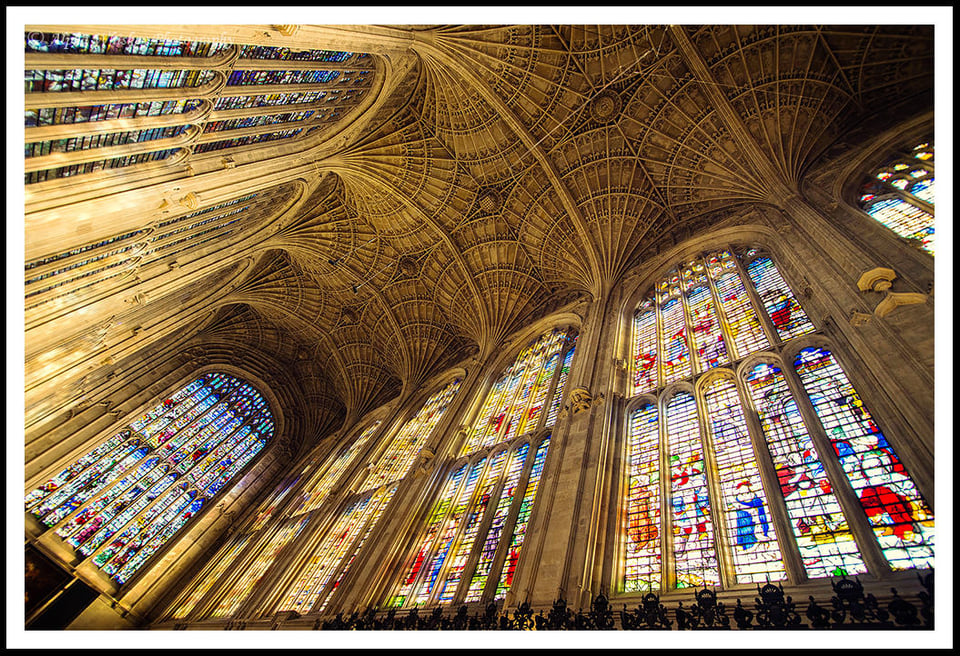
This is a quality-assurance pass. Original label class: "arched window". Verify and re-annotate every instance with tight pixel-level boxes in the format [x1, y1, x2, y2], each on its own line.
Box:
[269, 378, 463, 616]
[858, 140, 935, 254]
[622, 247, 934, 593]
[24, 30, 375, 184]
[285, 419, 383, 517]
[24, 371, 276, 586]
[386, 326, 576, 608]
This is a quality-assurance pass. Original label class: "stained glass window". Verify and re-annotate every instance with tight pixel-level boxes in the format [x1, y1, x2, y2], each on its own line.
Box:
[249, 472, 302, 532]
[384, 327, 573, 607]
[287, 420, 382, 517]
[385, 328, 568, 608]
[391, 464, 468, 607]
[25, 191, 283, 313]
[794, 347, 935, 571]
[267, 379, 462, 616]
[624, 403, 661, 593]
[622, 247, 933, 593]
[666, 391, 719, 589]
[462, 327, 576, 456]
[745, 361, 866, 579]
[745, 255, 815, 342]
[25, 32, 227, 57]
[436, 450, 508, 603]
[702, 377, 785, 584]
[24, 372, 276, 586]
[858, 140, 935, 254]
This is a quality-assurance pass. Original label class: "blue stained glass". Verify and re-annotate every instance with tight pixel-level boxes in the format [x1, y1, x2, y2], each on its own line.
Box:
[25, 372, 275, 585]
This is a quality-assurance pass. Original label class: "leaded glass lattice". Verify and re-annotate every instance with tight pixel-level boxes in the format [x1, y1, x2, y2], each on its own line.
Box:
[858, 140, 935, 254]
[25, 372, 275, 585]
[794, 347, 935, 571]
[622, 246, 932, 593]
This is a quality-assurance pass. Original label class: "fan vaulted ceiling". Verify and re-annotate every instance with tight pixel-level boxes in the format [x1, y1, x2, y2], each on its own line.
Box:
[23, 24, 936, 449]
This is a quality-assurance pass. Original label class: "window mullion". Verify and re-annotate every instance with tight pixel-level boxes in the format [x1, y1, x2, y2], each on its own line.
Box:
[679, 281, 703, 376]
[694, 379, 737, 589]
[657, 394, 675, 592]
[732, 367, 808, 585]
[479, 440, 539, 603]
[730, 249, 781, 350]
[780, 354, 892, 578]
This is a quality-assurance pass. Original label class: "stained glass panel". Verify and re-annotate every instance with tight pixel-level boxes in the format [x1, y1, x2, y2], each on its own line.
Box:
[745, 256, 815, 342]
[794, 348, 935, 571]
[390, 464, 467, 607]
[624, 404, 661, 592]
[436, 450, 508, 603]
[464, 329, 573, 456]
[702, 378, 785, 583]
[316, 485, 398, 613]
[632, 304, 659, 395]
[172, 533, 250, 620]
[861, 197, 935, 254]
[289, 420, 381, 517]
[211, 517, 309, 618]
[465, 445, 528, 602]
[706, 251, 769, 358]
[413, 459, 486, 604]
[495, 438, 550, 599]
[359, 379, 461, 492]
[860, 141, 935, 254]
[745, 362, 866, 578]
[546, 344, 576, 427]
[665, 393, 719, 588]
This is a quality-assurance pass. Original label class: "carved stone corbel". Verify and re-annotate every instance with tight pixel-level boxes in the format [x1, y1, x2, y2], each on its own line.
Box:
[856, 267, 896, 293]
[415, 446, 437, 476]
[856, 267, 928, 318]
[179, 192, 200, 210]
[568, 387, 594, 415]
[848, 310, 872, 327]
[874, 292, 928, 319]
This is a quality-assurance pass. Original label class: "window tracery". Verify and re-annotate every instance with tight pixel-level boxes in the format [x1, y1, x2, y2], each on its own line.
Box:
[24, 371, 276, 586]
[387, 327, 575, 608]
[622, 246, 933, 594]
[858, 141, 935, 254]
[267, 379, 462, 616]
